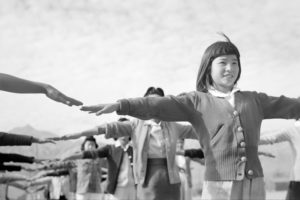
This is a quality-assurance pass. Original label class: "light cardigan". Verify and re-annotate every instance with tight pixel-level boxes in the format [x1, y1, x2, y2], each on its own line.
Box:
[260, 125, 300, 181]
[97, 119, 198, 184]
[117, 91, 300, 181]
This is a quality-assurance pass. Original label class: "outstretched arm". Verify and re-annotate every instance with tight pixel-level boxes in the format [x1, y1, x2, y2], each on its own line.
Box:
[0, 132, 54, 146]
[259, 128, 292, 145]
[81, 93, 198, 122]
[28, 177, 52, 187]
[0, 173, 29, 184]
[49, 127, 103, 141]
[7, 181, 29, 191]
[0, 73, 82, 106]
[0, 152, 35, 164]
[62, 152, 84, 161]
[31, 137, 55, 144]
[31, 169, 69, 181]
[257, 150, 275, 158]
[0, 132, 35, 146]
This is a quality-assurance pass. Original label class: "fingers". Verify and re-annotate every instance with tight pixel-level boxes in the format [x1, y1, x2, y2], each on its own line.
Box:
[55, 94, 83, 106]
[45, 85, 83, 106]
[38, 139, 56, 144]
[45, 139, 56, 144]
[63, 96, 83, 106]
[46, 137, 61, 141]
[80, 105, 100, 112]
[96, 110, 104, 116]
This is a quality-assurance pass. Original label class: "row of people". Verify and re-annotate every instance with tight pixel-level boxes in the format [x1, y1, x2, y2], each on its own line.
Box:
[0, 72, 83, 199]
[2, 33, 300, 200]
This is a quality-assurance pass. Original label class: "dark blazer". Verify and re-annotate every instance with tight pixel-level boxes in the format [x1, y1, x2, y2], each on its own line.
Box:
[83, 144, 133, 194]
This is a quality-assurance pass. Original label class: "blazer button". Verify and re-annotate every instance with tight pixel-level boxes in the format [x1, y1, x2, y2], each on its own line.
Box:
[240, 141, 246, 147]
[241, 156, 247, 162]
[233, 110, 239, 116]
[247, 170, 254, 176]
[237, 127, 243, 132]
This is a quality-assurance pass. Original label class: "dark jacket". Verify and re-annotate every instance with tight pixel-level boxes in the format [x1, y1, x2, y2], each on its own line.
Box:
[0, 132, 34, 146]
[0, 152, 34, 171]
[83, 145, 133, 194]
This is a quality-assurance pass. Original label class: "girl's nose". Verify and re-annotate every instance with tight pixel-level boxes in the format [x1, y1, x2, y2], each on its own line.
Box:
[225, 64, 233, 71]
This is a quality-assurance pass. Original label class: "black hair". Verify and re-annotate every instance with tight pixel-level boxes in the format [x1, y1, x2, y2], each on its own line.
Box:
[144, 87, 165, 97]
[81, 136, 98, 151]
[196, 33, 241, 92]
[118, 117, 129, 122]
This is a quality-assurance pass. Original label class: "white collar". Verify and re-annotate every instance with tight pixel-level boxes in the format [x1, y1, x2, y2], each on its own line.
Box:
[208, 85, 240, 98]
[144, 120, 161, 126]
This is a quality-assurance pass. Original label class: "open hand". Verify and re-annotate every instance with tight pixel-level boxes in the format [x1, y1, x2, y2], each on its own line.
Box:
[44, 84, 83, 106]
[33, 138, 56, 144]
[80, 103, 120, 115]
[46, 136, 66, 141]
[258, 151, 276, 158]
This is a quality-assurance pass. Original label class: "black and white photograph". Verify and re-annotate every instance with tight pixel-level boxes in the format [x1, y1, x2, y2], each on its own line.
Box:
[1, 0, 300, 199]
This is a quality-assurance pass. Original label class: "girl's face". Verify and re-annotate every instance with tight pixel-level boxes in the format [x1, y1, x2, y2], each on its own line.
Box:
[83, 141, 97, 151]
[210, 54, 239, 93]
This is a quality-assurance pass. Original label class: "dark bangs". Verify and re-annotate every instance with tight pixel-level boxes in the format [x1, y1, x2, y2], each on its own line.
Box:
[207, 42, 240, 61]
[196, 41, 241, 92]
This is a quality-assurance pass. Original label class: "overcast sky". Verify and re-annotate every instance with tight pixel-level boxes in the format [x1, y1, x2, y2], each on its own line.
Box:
[0, 0, 299, 135]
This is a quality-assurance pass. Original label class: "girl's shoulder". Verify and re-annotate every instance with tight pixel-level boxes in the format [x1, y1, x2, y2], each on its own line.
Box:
[236, 90, 268, 98]
[178, 90, 210, 98]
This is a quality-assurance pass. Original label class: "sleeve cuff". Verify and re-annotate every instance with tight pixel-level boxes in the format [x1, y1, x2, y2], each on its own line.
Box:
[82, 151, 94, 159]
[117, 99, 130, 115]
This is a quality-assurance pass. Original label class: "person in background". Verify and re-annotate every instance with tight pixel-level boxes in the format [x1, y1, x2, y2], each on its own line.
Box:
[51, 87, 198, 200]
[259, 120, 300, 200]
[27, 136, 105, 200]
[62, 118, 136, 200]
[30, 161, 77, 200]
[0, 152, 45, 173]
[74, 136, 104, 200]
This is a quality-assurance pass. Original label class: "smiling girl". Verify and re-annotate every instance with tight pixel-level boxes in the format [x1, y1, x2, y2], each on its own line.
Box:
[80, 35, 300, 200]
